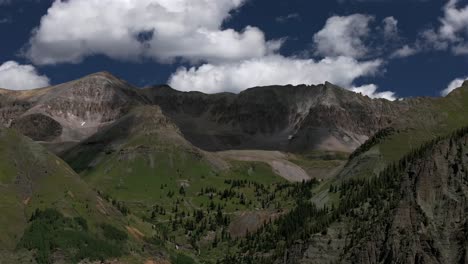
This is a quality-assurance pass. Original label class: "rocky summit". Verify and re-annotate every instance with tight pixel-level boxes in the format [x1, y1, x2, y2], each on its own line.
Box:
[0, 72, 452, 154]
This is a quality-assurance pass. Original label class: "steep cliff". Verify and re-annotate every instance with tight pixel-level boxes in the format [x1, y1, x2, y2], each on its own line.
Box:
[283, 129, 468, 264]
[143, 82, 414, 153]
[1, 72, 145, 150]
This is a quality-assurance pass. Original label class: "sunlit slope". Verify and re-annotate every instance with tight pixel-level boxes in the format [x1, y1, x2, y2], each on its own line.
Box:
[0, 128, 149, 263]
[337, 83, 468, 179]
[63, 105, 290, 212]
[61, 106, 308, 262]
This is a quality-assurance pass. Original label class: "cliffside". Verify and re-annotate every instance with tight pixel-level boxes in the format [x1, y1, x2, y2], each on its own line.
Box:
[143, 82, 414, 153]
[284, 130, 468, 264]
[1, 72, 145, 147]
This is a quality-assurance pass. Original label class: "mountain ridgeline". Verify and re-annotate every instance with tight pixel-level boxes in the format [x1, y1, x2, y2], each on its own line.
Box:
[1, 72, 461, 154]
[1, 72, 468, 264]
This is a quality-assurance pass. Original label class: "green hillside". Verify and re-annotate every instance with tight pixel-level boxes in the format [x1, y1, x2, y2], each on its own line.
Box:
[0, 128, 152, 264]
[59, 86, 468, 263]
[61, 106, 317, 263]
[3, 79, 468, 264]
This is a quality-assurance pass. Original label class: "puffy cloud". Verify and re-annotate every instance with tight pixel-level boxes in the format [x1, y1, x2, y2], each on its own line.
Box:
[420, 0, 468, 55]
[351, 84, 397, 101]
[313, 14, 401, 59]
[438, 0, 468, 41]
[168, 55, 386, 94]
[441, 77, 467, 96]
[386, 1, 468, 58]
[25, 0, 275, 65]
[0, 61, 50, 90]
[313, 14, 374, 58]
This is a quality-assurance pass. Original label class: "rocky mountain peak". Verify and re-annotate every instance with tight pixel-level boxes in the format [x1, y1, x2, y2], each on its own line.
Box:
[319, 83, 343, 106]
[0, 72, 451, 155]
[7, 72, 145, 145]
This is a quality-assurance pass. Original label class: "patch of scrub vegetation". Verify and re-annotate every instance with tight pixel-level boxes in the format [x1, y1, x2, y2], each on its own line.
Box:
[101, 223, 129, 241]
[171, 253, 196, 264]
[0, 188, 25, 250]
[0, 129, 25, 184]
[157, 179, 320, 263]
[288, 151, 347, 180]
[18, 209, 127, 264]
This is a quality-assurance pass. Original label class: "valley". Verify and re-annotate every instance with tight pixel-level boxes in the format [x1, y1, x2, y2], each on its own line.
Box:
[0, 72, 468, 264]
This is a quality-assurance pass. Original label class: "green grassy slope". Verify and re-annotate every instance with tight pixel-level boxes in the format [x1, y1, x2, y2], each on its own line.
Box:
[62, 106, 311, 263]
[0, 128, 152, 264]
[311, 86, 468, 203]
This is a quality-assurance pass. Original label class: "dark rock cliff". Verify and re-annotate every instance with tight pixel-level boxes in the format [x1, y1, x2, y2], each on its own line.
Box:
[143, 82, 416, 153]
[284, 133, 468, 264]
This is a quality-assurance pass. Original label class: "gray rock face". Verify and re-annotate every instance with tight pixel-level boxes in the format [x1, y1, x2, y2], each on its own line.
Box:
[0, 72, 450, 154]
[0, 72, 145, 146]
[143, 82, 415, 153]
[345, 136, 468, 264]
[0, 91, 35, 128]
[11, 113, 63, 141]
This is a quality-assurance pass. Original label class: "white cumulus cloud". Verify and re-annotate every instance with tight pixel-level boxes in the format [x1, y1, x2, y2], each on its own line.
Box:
[25, 0, 275, 65]
[420, 0, 468, 55]
[441, 77, 467, 96]
[0, 61, 50, 90]
[168, 55, 387, 94]
[313, 14, 401, 59]
[313, 14, 374, 58]
[351, 84, 397, 101]
[439, 0, 468, 41]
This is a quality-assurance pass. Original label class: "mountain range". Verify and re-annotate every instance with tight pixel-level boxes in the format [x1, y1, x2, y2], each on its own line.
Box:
[0, 72, 467, 264]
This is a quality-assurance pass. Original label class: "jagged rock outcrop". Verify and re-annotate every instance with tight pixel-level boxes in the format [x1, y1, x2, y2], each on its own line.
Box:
[143, 82, 419, 153]
[0, 72, 146, 151]
[0, 89, 40, 127]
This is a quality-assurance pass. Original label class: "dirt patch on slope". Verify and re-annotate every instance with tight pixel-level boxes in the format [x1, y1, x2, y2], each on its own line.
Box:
[22, 197, 31, 205]
[217, 150, 310, 182]
[96, 196, 109, 216]
[126, 226, 145, 240]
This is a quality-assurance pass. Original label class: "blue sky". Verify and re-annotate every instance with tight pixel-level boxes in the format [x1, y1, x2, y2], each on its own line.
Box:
[1, 0, 468, 100]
